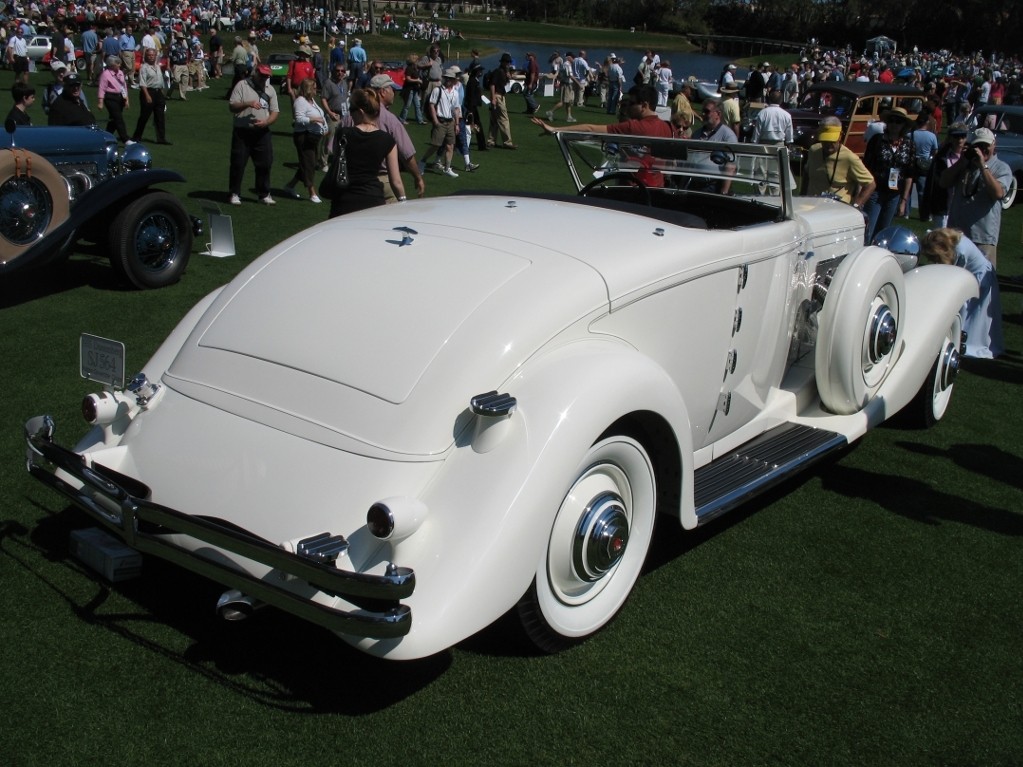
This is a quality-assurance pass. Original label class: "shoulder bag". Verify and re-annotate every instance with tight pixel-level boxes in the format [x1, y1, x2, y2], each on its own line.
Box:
[319, 132, 349, 200]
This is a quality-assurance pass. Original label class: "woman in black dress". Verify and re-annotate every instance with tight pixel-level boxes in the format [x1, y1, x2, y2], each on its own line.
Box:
[328, 88, 406, 218]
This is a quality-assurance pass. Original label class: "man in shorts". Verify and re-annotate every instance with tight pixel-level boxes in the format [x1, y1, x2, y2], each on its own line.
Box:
[6, 26, 30, 85]
[546, 51, 580, 123]
[419, 67, 462, 178]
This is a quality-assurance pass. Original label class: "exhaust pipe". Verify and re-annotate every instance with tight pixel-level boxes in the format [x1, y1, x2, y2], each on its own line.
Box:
[216, 589, 265, 621]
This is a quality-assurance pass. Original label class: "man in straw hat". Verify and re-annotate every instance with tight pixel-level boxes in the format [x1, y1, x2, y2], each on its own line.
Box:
[863, 105, 915, 241]
[286, 44, 316, 100]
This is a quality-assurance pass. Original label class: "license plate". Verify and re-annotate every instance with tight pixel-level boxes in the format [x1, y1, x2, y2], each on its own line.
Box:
[80, 334, 125, 389]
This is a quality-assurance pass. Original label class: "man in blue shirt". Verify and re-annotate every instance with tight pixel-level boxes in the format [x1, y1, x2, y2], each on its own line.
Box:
[329, 38, 345, 71]
[81, 23, 98, 85]
[118, 25, 137, 86]
[347, 38, 366, 89]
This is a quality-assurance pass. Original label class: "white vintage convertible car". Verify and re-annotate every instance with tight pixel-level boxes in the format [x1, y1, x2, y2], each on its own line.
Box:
[25, 132, 978, 660]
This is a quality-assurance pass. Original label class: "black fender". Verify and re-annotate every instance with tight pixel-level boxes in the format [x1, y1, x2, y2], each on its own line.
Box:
[2, 169, 187, 275]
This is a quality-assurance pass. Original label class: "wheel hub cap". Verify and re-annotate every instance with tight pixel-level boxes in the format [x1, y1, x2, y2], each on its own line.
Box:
[869, 305, 897, 363]
[136, 214, 176, 269]
[573, 492, 629, 582]
[939, 342, 960, 390]
[0, 177, 52, 246]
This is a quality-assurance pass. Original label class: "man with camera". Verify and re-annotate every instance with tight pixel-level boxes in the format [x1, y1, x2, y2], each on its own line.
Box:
[940, 127, 1012, 269]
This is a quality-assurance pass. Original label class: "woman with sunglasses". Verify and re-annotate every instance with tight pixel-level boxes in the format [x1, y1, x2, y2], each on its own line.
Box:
[862, 106, 915, 242]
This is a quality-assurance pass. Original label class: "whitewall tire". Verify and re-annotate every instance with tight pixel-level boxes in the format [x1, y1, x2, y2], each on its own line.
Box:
[908, 313, 963, 427]
[518, 434, 656, 653]
[816, 247, 906, 415]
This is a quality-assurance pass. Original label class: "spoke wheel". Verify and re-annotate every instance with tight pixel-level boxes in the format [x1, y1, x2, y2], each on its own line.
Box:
[108, 191, 193, 289]
[518, 434, 656, 653]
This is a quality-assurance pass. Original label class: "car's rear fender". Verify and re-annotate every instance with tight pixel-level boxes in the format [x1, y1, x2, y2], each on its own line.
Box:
[73, 287, 226, 455]
[356, 339, 694, 659]
[872, 264, 978, 422]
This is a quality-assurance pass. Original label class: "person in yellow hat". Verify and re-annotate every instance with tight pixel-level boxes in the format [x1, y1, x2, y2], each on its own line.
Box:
[801, 117, 876, 210]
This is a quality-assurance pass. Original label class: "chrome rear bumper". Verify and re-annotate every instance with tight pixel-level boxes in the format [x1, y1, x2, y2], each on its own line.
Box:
[24, 415, 414, 639]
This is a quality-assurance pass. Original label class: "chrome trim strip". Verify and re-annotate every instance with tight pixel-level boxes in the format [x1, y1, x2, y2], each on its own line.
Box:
[25, 421, 413, 639]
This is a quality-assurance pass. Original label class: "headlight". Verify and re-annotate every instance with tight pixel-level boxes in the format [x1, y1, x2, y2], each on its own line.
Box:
[121, 143, 152, 172]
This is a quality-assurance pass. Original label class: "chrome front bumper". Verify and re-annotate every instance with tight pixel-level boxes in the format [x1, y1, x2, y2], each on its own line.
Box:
[24, 416, 414, 639]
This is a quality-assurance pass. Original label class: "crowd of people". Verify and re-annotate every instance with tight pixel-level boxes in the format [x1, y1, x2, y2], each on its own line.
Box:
[2, 11, 1012, 357]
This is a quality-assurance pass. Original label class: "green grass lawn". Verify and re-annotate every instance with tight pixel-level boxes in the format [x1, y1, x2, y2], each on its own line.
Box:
[1, 32, 1022, 765]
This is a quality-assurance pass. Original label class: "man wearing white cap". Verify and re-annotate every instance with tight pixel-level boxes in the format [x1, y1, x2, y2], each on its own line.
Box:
[419, 67, 462, 178]
[940, 126, 1012, 268]
[606, 54, 624, 115]
[347, 38, 366, 88]
[719, 63, 737, 91]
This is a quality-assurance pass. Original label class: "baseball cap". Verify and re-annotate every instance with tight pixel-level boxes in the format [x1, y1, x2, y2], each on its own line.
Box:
[255, 63, 271, 76]
[818, 125, 842, 142]
[969, 126, 995, 146]
[368, 74, 397, 89]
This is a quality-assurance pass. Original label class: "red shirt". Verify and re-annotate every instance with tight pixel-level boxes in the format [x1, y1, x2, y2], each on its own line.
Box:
[606, 114, 675, 138]
[288, 59, 316, 89]
[606, 114, 676, 187]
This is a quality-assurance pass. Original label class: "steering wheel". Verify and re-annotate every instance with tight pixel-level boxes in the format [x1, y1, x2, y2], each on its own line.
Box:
[579, 172, 652, 207]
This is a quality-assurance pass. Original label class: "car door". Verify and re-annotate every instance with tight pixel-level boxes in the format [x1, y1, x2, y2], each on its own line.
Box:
[704, 223, 801, 447]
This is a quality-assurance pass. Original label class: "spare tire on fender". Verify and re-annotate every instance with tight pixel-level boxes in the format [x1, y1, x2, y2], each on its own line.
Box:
[0, 148, 70, 269]
[815, 246, 906, 415]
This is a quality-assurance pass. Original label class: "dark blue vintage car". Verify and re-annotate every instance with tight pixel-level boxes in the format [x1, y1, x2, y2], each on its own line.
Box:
[1, 124, 196, 289]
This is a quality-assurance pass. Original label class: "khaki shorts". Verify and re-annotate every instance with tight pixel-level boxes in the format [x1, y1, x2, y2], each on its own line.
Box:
[429, 119, 456, 146]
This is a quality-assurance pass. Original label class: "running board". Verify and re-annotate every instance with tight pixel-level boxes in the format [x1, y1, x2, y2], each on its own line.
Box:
[694, 423, 847, 523]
